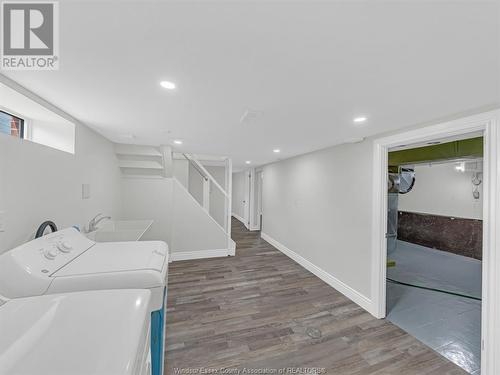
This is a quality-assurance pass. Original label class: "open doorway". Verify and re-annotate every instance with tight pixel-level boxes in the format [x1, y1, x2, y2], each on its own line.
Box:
[386, 137, 483, 374]
[371, 112, 500, 375]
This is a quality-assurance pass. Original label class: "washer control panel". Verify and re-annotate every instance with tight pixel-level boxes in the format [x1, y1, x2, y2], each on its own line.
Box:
[41, 237, 75, 260]
[0, 227, 96, 298]
[15, 228, 94, 275]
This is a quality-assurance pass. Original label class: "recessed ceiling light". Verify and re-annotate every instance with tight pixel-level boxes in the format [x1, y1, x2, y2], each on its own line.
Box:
[273, 149, 281, 153]
[353, 116, 367, 123]
[245, 161, 251, 164]
[160, 81, 176, 90]
[173, 140, 183, 145]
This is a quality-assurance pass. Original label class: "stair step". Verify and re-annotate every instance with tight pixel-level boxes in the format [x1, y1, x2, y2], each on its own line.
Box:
[119, 160, 164, 169]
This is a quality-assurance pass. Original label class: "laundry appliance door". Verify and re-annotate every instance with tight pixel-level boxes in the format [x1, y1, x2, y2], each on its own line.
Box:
[0, 289, 151, 375]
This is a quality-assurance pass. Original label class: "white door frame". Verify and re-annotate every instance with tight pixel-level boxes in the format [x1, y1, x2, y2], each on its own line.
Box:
[256, 169, 263, 231]
[248, 168, 264, 231]
[371, 110, 499, 375]
[243, 170, 252, 229]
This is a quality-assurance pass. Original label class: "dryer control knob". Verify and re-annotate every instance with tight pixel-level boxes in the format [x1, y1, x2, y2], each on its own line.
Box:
[44, 248, 58, 260]
[57, 241, 72, 252]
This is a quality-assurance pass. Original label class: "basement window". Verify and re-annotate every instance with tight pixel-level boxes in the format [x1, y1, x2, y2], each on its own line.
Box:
[1, 82, 76, 154]
[0, 110, 24, 138]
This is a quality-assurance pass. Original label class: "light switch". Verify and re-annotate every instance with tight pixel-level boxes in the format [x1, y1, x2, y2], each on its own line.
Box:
[0, 211, 5, 232]
[82, 184, 91, 199]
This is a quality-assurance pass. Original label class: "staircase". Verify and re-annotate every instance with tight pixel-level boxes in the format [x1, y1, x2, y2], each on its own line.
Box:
[115, 143, 235, 259]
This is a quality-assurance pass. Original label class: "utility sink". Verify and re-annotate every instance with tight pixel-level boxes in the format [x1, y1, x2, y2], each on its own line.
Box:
[86, 220, 153, 242]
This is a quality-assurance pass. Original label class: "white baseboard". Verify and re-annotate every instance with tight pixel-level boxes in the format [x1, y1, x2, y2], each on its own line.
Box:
[170, 248, 230, 262]
[228, 239, 236, 256]
[232, 213, 246, 225]
[261, 232, 373, 315]
[232, 213, 260, 232]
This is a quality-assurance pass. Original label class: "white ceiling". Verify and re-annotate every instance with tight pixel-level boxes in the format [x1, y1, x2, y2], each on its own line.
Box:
[3, 0, 499, 169]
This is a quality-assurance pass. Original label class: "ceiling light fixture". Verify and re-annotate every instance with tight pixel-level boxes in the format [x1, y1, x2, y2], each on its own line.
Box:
[160, 81, 176, 90]
[455, 162, 465, 172]
[173, 140, 183, 145]
[245, 161, 251, 165]
[353, 116, 367, 123]
[273, 149, 281, 153]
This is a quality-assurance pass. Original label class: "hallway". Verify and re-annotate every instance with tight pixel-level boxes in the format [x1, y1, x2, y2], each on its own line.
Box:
[165, 218, 467, 374]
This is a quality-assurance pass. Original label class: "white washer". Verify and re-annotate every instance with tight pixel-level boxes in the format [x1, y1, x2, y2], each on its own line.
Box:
[0, 289, 152, 375]
[0, 228, 169, 375]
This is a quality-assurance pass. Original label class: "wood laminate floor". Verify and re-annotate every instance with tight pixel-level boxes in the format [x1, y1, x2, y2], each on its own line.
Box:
[165, 218, 467, 374]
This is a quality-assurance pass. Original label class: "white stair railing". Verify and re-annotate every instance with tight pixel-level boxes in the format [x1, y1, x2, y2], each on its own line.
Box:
[114, 142, 235, 256]
[179, 153, 234, 252]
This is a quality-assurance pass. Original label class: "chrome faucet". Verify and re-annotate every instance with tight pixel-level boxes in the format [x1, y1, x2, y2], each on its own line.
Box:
[88, 213, 111, 232]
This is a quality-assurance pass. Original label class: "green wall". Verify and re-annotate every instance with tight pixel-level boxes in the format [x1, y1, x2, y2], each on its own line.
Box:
[389, 137, 483, 168]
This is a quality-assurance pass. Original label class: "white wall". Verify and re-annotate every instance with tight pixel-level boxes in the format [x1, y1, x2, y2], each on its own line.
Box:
[29, 119, 75, 154]
[188, 163, 204, 205]
[232, 171, 247, 221]
[186, 163, 227, 228]
[171, 179, 228, 252]
[120, 177, 173, 244]
[398, 161, 483, 220]
[0, 124, 121, 253]
[261, 140, 373, 298]
[120, 176, 229, 254]
[173, 159, 189, 189]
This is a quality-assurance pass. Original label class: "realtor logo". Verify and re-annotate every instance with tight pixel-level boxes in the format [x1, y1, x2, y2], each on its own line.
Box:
[1, 1, 59, 70]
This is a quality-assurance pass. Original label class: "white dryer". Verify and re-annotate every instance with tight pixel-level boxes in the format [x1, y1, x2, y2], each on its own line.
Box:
[0, 228, 169, 375]
[0, 289, 152, 375]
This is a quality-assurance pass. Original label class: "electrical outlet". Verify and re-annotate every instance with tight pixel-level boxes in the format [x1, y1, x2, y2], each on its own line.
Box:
[0, 211, 5, 232]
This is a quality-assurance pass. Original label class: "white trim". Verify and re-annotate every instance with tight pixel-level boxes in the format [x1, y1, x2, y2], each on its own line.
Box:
[228, 239, 236, 256]
[371, 110, 500, 375]
[248, 168, 256, 229]
[261, 232, 372, 313]
[255, 169, 263, 231]
[170, 248, 230, 262]
[233, 171, 260, 231]
[185, 153, 229, 199]
[174, 177, 227, 234]
[243, 171, 252, 228]
[247, 168, 264, 231]
[225, 158, 233, 243]
[232, 213, 246, 225]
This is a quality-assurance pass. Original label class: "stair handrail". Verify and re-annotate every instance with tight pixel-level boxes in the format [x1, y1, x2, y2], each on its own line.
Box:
[179, 152, 233, 244]
[182, 153, 229, 199]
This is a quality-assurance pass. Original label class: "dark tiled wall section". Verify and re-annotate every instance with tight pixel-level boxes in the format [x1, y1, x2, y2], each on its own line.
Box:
[397, 211, 482, 260]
